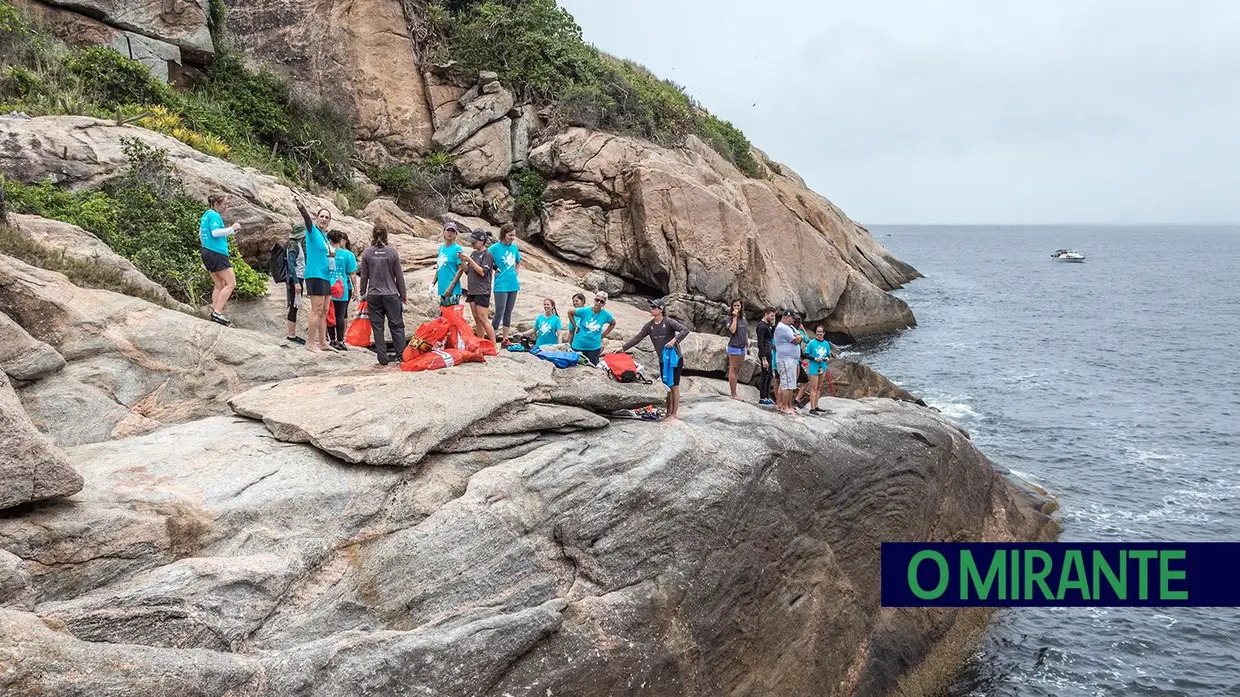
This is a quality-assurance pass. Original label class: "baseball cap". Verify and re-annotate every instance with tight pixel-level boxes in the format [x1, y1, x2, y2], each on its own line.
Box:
[469, 228, 488, 243]
[649, 298, 666, 310]
[443, 221, 460, 232]
[594, 291, 609, 302]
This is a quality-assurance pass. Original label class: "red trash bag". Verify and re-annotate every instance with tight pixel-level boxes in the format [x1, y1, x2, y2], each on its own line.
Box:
[477, 340, 498, 356]
[330, 278, 345, 300]
[345, 301, 372, 347]
[326, 301, 336, 327]
[400, 348, 484, 372]
[406, 316, 451, 360]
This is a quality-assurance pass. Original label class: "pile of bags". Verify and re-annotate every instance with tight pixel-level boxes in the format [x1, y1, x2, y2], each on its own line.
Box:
[401, 305, 497, 372]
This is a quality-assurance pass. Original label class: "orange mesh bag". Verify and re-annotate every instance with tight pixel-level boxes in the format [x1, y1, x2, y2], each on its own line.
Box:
[400, 348, 485, 372]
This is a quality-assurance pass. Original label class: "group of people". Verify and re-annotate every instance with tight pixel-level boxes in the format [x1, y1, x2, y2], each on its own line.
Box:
[198, 195, 833, 417]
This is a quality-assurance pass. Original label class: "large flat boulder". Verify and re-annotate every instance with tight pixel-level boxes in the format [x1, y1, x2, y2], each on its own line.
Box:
[0, 371, 82, 510]
[27, 0, 213, 61]
[0, 393, 1056, 696]
[0, 311, 64, 382]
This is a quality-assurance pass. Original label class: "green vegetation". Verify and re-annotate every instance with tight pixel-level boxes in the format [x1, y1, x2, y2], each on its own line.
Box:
[0, 0, 353, 188]
[431, 0, 764, 177]
[370, 152, 457, 217]
[509, 166, 546, 218]
[3, 139, 267, 304]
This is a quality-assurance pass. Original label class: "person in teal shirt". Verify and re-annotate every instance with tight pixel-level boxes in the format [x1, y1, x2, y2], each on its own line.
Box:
[804, 325, 833, 415]
[326, 231, 359, 350]
[530, 298, 564, 347]
[488, 223, 522, 345]
[198, 194, 240, 326]
[436, 221, 466, 305]
[295, 197, 334, 352]
[570, 291, 616, 366]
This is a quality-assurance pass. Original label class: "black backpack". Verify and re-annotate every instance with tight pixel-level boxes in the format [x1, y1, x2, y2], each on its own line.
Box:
[269, 243, 289, 283]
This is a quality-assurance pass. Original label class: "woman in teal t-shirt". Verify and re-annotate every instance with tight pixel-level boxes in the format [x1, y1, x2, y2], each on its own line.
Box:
[531, 298, 563, 347]
[804, 325, 833, 415]
[488, 223, 522, 345]
[199, 193, 240, 326]
[436, 221, 466, 306]
[326, 231, 359, 350]
[295, 197, 333, 352]
[570, 292, 616, 366]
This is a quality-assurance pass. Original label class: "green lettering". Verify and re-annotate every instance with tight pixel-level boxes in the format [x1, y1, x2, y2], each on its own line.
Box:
[1023, 550, 1055, 600]
[1056, 550, 1090, 600]
[1159, 550, 1188, 600]
[1092, 550, 1126, 600]
[1130, 550, 1158, 600]
[908, 550, 949, 600]
[961, 550, 1006, 600]
[1011, 546, 1020, 599]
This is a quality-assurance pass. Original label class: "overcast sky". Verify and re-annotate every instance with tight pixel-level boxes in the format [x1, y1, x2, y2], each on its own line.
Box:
[559, 0, 1240, 225]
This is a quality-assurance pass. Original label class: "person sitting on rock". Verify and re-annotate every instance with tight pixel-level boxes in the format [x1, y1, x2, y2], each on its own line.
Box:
[726, 299, 748, 401]
[614, 298, 691, 419]
[450, 228, 497, 344]
[436, 221, 465, 306]
[566, 292, 587, 335]
[199, 193, 241, 326]
[804, 325, 833, 415]
[773, 309, 804, 415]
[359, 222, 407, 367]
[488, 223, 521, 347]
[294, 196, 333, 352]
[570, 291, 616, 366]
[528, 298, 564, 348]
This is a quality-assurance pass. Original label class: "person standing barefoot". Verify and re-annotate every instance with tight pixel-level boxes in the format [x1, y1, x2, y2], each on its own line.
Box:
[294, 196, 332, 352]
[726, 299, 748, 400]
[199, 194, 240, 326]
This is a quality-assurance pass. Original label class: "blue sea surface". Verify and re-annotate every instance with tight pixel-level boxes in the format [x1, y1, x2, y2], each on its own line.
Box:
[856, 226, 1240, 697]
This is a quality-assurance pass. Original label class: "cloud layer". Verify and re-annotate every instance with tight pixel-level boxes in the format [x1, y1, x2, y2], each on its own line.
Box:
[560, 0, 1240, 224]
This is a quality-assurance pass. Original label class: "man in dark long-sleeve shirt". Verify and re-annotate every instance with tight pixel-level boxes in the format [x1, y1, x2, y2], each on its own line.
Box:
[616, 298, 691, 418]
[755, 307, 777, 405]
[358, 224, 407, 366]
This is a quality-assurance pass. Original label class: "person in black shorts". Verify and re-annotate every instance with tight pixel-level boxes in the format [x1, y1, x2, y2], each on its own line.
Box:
[614, 298, 691, 419]
[198, 194, 240, 325]
[452, 228, 497, 344]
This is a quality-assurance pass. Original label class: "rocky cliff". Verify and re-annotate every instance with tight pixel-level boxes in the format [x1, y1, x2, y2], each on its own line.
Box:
[8, 0, 919, 340]
[0, 2, 1062, 695]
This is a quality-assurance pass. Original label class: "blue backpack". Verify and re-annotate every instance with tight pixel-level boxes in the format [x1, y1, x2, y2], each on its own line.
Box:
[661, 346, 681, 387]
[531, 347, 581, 369]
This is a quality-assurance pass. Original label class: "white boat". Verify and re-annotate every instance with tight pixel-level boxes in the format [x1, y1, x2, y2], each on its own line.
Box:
[1051, 249, 1086, 262]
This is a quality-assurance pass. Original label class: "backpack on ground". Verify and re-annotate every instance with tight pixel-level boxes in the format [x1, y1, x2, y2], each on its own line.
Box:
[530, 347, 581, 369]
[603, 353, 640, 383]
[269, 243, 289, 283]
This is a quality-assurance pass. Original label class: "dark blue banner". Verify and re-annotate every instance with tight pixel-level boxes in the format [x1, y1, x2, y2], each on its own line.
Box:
[881, 543, 1240, 607]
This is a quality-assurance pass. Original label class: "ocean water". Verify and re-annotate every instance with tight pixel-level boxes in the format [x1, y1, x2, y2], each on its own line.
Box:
[855, 226, 1240, 697]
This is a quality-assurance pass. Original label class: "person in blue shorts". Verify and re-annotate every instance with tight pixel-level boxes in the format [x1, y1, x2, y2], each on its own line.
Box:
[804, 325, 833, 415]
[488, 222, 521, 346]
[199, 194, 241, 326]
[726, 298, 748, 400]
[570, 291, 616, 366]
[436, 221, 466, 306]
[326, 230, 359, 351]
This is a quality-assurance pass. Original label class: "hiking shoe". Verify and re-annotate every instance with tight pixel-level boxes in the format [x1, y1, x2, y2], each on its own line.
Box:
[809, 408, 824, 415]
[210, 312, 232, 326]
[287, 336, 306, 345]
[759, 398, 775, 406]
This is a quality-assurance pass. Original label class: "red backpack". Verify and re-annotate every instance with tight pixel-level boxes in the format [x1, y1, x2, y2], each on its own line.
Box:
[603, 353, 640, 383]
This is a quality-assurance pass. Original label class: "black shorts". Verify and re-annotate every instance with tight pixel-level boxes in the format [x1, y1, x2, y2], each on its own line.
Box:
[467, 293, 491, 308]
[305, 278, 331, 296]
[659, 361, 683, 387]
[200, 248, 231, 273]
